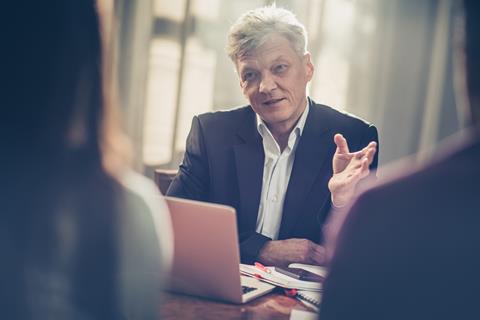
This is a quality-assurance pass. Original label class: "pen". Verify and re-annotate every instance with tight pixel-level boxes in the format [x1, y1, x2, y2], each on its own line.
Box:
[253, 273, 263, 280]
[254, 261, 271, 274]
[284, 288, 297, 297]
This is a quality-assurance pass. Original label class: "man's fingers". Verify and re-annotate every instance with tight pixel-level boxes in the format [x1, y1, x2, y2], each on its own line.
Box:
[307, 243, 326, 265]
[360, 157, 370, 176]
[354, 146, 375, 165]
[308, 241, 323, 251]
[342, 157, 370, 183]
[354, 156, 370, 174]
[311, 244, 325, 256]
[365, 146, 376, 165]
[366, 141, 377, 149]
[309, 248, 326, 266]
[353, 143, 376, 165]
[356, 141, 377, 157]
[310, 253, 324, 265]
[334, 133, 350, 154]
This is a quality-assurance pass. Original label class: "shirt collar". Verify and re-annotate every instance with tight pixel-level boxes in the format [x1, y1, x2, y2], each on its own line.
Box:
[256, 100, 310, 150]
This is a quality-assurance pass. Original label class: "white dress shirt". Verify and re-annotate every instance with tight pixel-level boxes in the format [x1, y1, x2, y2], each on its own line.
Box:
[255, 103, 309, 240]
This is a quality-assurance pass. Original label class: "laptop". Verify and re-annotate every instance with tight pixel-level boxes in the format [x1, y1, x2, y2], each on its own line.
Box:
[165, 196, 275, 304]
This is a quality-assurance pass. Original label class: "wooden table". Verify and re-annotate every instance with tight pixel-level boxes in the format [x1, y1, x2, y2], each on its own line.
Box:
[160, 290, 316, 320]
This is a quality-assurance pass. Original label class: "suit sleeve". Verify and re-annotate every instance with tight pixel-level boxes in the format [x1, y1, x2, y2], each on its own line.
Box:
[362, 124, 379, 171]
[239, 232, 272, 264]
[166, 116, 209, 200]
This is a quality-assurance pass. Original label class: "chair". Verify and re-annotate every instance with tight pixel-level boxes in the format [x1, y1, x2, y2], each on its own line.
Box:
[154, 169, 178, 195]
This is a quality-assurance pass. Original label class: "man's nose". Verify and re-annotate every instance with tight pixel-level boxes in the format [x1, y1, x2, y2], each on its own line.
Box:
[259, 73, 277, 93]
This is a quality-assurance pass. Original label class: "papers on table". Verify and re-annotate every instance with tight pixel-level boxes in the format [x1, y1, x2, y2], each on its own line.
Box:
[296, 290, 321, 311]
[290, 309, 318, 320]
[239, 263, 324, 291]
[288, 263, 327, 278]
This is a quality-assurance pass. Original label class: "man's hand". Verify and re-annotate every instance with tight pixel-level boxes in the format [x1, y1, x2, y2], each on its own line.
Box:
[328, 133, 377, 208]
[257, 238, 326, 267]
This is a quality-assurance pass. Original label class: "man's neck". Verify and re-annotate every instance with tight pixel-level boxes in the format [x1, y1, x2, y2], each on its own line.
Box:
[268, 100, 308, 152]
[268, 125, 293, 152]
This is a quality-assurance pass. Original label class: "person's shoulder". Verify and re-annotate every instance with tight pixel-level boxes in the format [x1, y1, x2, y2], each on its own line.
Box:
[194, 105, 254, 134]
[115, 171, 173, 317]
[357, 131, 480, 208]
[117, 170, 173, 266]
[310, 100, 375, 130]
[197, 105, 252, 122]
[119, 170, 166, 212]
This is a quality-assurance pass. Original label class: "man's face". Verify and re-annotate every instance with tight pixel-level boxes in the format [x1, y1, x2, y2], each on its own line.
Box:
[236, 33, 314, 133]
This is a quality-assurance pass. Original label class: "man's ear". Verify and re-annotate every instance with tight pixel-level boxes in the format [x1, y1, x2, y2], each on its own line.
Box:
[304, 52, 314, 81]
[235, 64, 247, 92]
[239, 78, 247, 94]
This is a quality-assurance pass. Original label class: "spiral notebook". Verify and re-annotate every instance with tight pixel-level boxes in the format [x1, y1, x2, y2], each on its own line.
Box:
[296, 290, 322, 311]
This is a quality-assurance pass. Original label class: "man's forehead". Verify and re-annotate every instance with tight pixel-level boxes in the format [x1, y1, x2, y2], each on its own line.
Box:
[237, 53, 287, 68]
[236, 38, 298, 69]
[245, 35, 294, 56]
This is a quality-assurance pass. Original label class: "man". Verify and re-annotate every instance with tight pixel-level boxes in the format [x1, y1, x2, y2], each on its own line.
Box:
[167, 6, 378, 266]
[320, 1, 480, 319]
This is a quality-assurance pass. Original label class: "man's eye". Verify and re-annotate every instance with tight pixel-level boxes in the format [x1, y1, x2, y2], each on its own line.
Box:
[274, 64, 288, 73]
[243, 72, 257, 82]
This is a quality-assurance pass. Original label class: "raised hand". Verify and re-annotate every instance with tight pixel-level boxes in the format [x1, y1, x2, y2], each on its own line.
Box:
[328, 134, 377, 208]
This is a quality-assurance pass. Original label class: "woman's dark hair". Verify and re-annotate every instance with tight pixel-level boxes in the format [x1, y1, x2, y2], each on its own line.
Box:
[2, 1, 121, 318]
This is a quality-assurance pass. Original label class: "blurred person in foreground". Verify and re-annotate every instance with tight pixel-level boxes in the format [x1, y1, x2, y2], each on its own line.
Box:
[167, 5, 378, 266]
[1, 1, 172, 319]
[320, 1, 480, 319]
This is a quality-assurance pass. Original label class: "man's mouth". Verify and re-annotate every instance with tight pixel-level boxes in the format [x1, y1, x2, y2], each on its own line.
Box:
[263, 98, 285, 105]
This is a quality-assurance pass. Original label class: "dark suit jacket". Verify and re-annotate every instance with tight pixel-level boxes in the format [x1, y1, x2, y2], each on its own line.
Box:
[320, 131, 480, 320]
[167, 98, 378, 263]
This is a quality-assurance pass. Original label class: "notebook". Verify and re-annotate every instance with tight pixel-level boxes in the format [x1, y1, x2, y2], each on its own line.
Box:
[165, 196, 275, 304]
[239, 264, 324, 291]
[296, 290, 321, 311]
[290, 309, 319, 320]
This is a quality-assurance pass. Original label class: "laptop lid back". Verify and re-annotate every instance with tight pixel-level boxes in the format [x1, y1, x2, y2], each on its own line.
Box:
[165, 197, 243, 303]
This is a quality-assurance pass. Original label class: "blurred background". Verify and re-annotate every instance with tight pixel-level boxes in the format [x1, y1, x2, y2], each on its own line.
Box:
[109, 0, 461, 176]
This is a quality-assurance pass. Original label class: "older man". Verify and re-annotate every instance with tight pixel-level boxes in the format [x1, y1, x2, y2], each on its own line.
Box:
[167, 6, 378, 266]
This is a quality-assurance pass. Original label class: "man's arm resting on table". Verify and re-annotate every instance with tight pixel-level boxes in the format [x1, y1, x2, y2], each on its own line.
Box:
[240, 232, 272, 264]
[244, 236, 326, 267]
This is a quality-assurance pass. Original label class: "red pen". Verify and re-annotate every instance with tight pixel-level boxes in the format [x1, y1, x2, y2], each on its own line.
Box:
[254, 261, 271, 274]
[284, 288, 297, 297]
[253, 273, 263, 280]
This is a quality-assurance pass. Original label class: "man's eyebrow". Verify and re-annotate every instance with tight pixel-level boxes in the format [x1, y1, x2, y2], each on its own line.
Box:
[271, 56, 290, 63]
[238, 65, 257, 73]
[237, 55, 291, 73]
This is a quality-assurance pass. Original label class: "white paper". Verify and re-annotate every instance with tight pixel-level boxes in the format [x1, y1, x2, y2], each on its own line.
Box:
[290, 308, 318, 320]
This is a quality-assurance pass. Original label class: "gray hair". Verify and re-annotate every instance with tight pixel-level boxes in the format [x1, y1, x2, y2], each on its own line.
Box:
[226, 6, 308, 62]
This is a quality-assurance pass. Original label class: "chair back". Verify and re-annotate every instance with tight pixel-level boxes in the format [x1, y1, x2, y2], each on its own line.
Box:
[154, 169, 177, 195]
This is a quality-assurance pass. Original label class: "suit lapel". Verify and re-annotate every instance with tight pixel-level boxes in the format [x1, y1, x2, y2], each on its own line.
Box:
[278, 100, 334, 239]
[234, 108, 264, 232]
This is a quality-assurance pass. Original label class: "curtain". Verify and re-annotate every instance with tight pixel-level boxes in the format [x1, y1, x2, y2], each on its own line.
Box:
[113, 0, 154, 170]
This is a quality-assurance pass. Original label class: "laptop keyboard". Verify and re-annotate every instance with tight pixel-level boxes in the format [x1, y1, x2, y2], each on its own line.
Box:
[242, 285, 257, 294]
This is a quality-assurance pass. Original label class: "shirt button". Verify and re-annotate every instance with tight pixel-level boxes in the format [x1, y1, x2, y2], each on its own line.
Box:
[271, 195, 278, 202]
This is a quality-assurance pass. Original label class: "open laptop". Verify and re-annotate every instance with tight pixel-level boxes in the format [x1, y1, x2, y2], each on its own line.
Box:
[165, 196, 275, 304]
